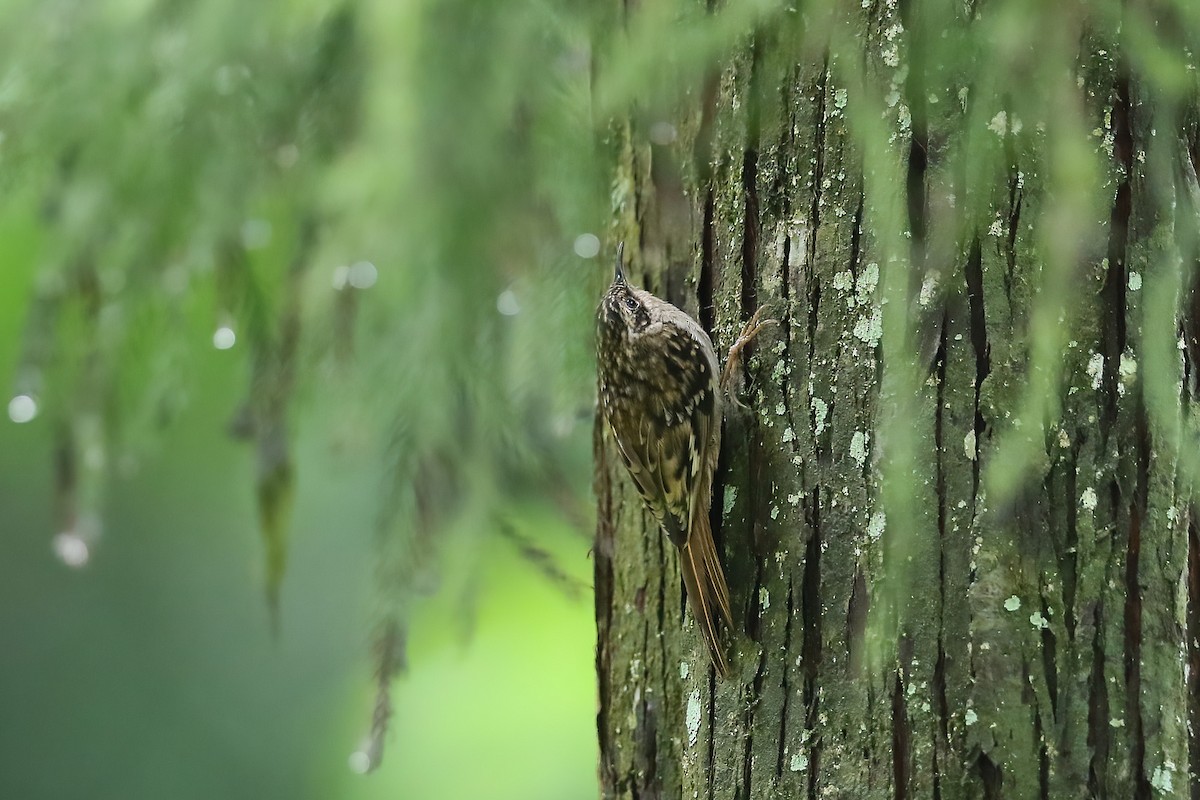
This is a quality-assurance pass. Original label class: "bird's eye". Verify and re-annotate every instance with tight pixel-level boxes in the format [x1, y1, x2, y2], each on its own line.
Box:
[623, 297, 639, 312]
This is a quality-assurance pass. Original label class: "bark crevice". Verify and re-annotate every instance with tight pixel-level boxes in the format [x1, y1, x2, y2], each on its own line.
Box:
[892, 670, 911, 800]
[801, 488, 823, 797]
[1101, 70, 1132, 433]
[1187, 515, 1200, 800]
[775, 581, 796, 779]
[965, 239, 989, 493]
[1125, 399, 1152, 799]
[1124, 500, 1149, 799]
[806, 59, 829, 276]
[696, 66, 720, 334]
[1087, 601, 1110, 794]
[976, 751, 1003, 799]
[700, 187, 717, 336]
[594, 417, 617, 795]
[742, 147, 760, 318]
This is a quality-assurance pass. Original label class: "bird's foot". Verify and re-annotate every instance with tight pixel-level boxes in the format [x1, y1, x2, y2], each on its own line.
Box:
[721, 305, 777, 399]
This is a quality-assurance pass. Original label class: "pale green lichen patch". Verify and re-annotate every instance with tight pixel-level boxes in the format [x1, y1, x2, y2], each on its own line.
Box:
[1150, 762, 1175, 793]
[812, 397, 828, 435]
[772, 357, 788, 383]
[988, 111, 1007, 135]
[1081, 487, 1097, 511]
[1087, 352, 1104, 389]
[1118, 353, 1137, 396]
[686, 690, 702, 747]
[853, 307, 882, 345]
[867, 511, 886, 541]
[918, 274, 937, 306]
[724, 486, 738, 516]
[789, 752, 808, 772]
[850, 430, 869, 466]
[1003, 595, 1021, 612]
[856, 262, 879, 297]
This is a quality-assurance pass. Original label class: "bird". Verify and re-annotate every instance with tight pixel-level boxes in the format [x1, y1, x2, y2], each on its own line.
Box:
[596, 241, 771, 677]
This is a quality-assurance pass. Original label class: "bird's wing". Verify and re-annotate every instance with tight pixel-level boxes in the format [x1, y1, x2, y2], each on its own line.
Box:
[607, 335, 715, 548]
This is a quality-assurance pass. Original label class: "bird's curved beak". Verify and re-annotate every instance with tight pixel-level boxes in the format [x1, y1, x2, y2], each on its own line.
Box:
[613, 241, 626, 285]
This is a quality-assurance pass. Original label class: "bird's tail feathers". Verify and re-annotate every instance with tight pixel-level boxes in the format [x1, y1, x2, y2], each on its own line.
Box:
[679, 508, 734, 678]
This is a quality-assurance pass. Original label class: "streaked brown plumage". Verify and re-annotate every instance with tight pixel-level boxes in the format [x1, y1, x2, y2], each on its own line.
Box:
[597, 242, 769, 678]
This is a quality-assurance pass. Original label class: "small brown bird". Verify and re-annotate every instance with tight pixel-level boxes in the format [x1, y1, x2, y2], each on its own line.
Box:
[596, 242, 770, 677]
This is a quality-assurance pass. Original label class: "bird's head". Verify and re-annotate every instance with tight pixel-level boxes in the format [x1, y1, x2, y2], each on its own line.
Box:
[599, 242, 654, 339]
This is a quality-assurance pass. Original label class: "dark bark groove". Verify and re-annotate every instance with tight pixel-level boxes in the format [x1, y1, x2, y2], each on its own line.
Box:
[1188, 516, 1200, 800]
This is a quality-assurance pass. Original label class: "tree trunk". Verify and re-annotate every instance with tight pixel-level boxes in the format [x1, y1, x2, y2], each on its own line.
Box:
[594, 2, 1199, 798]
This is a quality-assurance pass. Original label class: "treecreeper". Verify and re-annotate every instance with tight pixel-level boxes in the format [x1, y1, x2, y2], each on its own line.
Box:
[596, 241, 772, 678]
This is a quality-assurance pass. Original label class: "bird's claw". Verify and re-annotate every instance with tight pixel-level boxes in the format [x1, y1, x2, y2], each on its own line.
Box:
[721, 305, 777, 397]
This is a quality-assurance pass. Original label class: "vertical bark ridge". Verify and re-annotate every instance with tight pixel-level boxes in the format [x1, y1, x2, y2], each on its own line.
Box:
[706, 669, 717, 800]
[968, 143, 1042, 798]
[594, 416, 618, 795]
[1087, 599, 1110, 796]
[807, 58, 828, 275]
[1188, 516, 1200, 800]
[807, 46, 876, 788]
[931, 318, 953, 793]
[1124, 499, 1149, 799]
[1035, 705, 1050, 800]
[1126, 373, 1154, 800]
[801, 487, 823, 792]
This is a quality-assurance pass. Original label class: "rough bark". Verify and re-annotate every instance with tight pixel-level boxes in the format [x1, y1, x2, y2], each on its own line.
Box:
[595, 2, 1198, 799]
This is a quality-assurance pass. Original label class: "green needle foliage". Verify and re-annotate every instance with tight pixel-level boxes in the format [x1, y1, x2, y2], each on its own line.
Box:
[5, 0, 1200, 789]
[0, 0, 608, 770]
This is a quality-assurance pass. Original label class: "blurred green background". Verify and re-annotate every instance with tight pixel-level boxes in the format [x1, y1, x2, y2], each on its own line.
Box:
[0, 0, 605, 798]
[0, 339, 597, 800]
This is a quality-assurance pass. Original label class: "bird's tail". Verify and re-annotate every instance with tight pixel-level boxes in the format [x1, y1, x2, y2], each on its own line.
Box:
[679, 508, 734, 678]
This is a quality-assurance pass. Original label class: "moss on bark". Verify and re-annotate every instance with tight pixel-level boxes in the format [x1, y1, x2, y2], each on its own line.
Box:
[596, 2, 1198, 798]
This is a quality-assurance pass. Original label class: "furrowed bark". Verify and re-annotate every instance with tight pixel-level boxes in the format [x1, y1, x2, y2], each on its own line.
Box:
[596, 2, 1197, 798]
